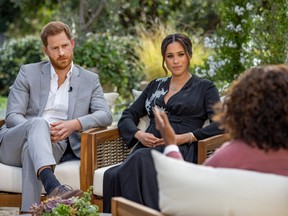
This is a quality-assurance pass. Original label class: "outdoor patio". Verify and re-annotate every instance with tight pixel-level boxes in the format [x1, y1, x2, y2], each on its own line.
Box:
[0, 207, 19, 215]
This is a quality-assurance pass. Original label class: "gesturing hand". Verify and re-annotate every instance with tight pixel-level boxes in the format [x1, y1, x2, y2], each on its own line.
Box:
[153, 106, 176, 145]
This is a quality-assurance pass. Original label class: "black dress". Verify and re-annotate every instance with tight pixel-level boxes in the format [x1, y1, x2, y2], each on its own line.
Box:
[103, 75, 223, 212]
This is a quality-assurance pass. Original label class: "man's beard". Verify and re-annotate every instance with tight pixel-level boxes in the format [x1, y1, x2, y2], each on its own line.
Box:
[49, 54, 73, 71]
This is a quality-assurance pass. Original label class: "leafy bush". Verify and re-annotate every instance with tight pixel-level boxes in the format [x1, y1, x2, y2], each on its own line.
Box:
[191, 0, 288, 84]
[252, 0, 288, 65]
[192, 1, 255, 83]
[74, 33, 144, 101]
[0, 33, 145, 104]
[0, 36, 44, 96]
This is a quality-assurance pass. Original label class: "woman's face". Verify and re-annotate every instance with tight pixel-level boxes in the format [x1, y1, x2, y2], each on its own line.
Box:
[164, 41, 190, 76]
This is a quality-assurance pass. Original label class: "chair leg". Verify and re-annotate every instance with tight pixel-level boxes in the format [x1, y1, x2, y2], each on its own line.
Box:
[0, 193, 22, 208]
[92, 195, 103, 212]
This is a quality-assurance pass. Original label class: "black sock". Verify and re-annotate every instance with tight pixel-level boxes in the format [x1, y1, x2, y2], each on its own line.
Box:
[39, 168, 61, 195]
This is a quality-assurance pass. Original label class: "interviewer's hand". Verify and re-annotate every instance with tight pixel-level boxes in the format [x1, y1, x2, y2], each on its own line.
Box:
[50, 119, 81, 143]
[154, 107, 176, 145]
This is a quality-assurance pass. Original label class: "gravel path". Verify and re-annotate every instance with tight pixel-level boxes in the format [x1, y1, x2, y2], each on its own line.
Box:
[0, 207, 21, 215]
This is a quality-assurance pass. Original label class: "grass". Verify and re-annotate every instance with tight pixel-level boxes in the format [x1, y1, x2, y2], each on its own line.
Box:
[0, 96, 8, 110]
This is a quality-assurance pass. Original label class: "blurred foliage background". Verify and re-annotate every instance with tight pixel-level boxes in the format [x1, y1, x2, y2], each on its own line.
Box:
[0, 0, 287, 112]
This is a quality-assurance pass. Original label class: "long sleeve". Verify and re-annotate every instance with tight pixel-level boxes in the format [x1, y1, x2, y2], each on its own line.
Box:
[5, 65, 31, 127]
[163, 145, 184, 160]
[118, 82, 153, 148]
[191, 79, 224, 140]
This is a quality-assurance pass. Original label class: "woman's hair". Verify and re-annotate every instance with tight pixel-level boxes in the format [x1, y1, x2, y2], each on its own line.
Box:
[161, 33, 192, 75]
[214, 64, 288, 151]
[40, 21, 72, 47]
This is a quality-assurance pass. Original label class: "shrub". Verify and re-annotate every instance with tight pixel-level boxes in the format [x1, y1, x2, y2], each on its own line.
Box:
[0, 36, 44, 96]
[192, 1, 255, 83]
[0, 33, 145, 104]
[191, 0, 288, 85]
[74, 33, 144, 101]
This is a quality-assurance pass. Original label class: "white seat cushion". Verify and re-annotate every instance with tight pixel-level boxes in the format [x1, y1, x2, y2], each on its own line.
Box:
[152, 150, 288, 216]
[0, 160, 80, 193]
[93, 163, 121, 196]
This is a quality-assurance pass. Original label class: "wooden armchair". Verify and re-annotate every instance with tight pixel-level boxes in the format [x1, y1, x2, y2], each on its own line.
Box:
[87, 127, 230, 212]
[0, 119, 105, 209]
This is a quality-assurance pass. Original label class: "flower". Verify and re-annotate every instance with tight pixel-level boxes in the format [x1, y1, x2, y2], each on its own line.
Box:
[30, 186, 99, 216]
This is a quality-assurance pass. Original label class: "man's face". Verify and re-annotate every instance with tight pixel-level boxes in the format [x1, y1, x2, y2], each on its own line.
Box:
[43, 32, 74, 72]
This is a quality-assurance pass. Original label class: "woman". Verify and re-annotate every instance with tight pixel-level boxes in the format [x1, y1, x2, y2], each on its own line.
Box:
[204, 64, 288, 175]
[103, 33, 223, 212]
[118, 33, 222, 162]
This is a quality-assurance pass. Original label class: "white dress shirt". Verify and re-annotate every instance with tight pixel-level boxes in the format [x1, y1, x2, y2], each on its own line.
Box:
[42, 63, 73, 124]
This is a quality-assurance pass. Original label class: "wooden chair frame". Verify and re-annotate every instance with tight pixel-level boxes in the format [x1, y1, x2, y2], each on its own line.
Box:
[112, 197, 164, 216]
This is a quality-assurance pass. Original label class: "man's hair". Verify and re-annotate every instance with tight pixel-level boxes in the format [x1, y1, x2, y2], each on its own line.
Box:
[40, 21, 72, 47]
[161, 33, 192, 76]
[214, 64, 288, 151]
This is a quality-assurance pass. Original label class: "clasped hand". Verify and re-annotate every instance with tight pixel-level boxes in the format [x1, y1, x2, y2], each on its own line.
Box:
[50, 119, 79, 143]
[135, 130, 164, 148]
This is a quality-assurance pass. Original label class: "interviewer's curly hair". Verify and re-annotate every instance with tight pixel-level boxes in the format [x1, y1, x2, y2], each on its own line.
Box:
[213, 64, 288, 151]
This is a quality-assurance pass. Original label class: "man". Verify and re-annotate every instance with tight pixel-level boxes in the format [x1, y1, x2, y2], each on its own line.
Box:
[0, 21, 112, 213]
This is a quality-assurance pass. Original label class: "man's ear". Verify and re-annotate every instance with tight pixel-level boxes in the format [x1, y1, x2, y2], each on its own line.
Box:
[42, 46, 48, 56]
[71, 38, 75, 48]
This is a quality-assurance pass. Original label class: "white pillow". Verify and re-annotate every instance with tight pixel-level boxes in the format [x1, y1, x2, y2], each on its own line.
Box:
[132, 89, 150, 131]
[104, 92, 119, 110]
[151, 150, 288, 216]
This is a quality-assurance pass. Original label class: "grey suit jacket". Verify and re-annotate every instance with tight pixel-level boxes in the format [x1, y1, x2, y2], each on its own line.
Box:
[0, 61, 112, 157]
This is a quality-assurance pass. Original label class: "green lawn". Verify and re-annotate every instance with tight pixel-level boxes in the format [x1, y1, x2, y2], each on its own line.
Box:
[0, 96, 8, 110]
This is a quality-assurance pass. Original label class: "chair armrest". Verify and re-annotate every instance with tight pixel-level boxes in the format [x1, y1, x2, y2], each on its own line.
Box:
[80, 127, 130, 191]
[80, 126, 107, 191]
[112, 197, 164, 216]
[197, 134, 230, 164]
[0, 119, 5, 127]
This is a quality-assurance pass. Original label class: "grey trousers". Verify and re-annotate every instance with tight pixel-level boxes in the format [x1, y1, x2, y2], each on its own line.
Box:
[0, 117, 66, 212]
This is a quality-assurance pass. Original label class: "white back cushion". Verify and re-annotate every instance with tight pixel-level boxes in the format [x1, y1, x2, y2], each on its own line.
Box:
[152, 150, 288, 216]
[104, 92, 119, 111]
[132, 89, 150, 131]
